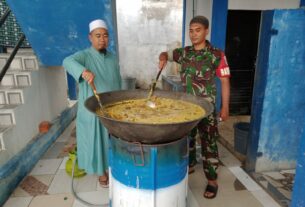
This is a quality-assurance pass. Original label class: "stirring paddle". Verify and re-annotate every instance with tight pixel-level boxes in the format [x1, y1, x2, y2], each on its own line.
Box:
[146, 67, 164, 108]
[89, 82, 103, 109]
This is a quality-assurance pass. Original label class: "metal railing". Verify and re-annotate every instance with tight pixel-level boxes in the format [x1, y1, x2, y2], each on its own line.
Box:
[0, 7, 25, 82]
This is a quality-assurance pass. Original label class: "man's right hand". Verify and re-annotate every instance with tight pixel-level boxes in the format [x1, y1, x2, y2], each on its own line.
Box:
[159, 52, 168, 70]
[82, 69, 95, 84]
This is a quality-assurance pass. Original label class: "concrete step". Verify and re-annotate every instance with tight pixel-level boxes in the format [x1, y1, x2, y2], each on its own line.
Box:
[0, 71, 32, 87]
[0, 125, 13, 151]
[0, 104, 18, 126]
[6, 48, 34, 55]
[0, 86, 25, 105]
[0, 53, 39, 71]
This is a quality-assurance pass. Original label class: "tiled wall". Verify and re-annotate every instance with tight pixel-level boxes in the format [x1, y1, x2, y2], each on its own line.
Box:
[0, 0, 30, 47]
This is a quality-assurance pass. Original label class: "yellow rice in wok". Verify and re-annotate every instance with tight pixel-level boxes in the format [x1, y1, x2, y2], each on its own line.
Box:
[96, 97, 205, 124]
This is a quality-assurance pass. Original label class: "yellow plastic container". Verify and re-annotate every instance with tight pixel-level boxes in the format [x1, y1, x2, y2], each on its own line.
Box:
[65, 148, 86, 178]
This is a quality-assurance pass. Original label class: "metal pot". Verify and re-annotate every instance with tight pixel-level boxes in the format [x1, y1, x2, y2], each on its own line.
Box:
[85, 89, 213, 144]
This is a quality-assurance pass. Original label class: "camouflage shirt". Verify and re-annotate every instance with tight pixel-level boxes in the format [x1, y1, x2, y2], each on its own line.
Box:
[172, 41, 230, 103]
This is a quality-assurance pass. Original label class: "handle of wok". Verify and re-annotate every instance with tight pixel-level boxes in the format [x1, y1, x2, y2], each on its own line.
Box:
[130, 142, 145, 167]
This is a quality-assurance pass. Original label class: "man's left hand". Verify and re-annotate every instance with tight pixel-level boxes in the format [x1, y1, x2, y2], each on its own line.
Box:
[219, 107, 229, 121]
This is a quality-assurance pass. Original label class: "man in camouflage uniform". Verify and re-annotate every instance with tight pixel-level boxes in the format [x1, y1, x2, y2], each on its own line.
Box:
[159, 16, 230, 199]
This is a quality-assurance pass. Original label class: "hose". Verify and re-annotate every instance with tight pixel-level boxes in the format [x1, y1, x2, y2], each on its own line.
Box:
[71, 157, 109, 207]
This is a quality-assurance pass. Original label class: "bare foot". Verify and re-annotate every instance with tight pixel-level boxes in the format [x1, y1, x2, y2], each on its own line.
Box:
[99, 174, 109, 188]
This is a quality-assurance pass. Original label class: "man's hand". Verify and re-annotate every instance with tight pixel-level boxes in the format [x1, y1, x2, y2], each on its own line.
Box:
[82, 69, 95, 84]
[159, 52, 168, 70]
[219, 106, 229, 121]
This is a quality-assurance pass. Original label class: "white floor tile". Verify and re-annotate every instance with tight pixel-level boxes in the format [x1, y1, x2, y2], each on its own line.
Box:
[56, 121, 76, 143]
[251, 190, 281, 207]
[47, 170, 72, 194]
[3, 197, 33, 207]
[72, 191, 109, 207]
[42, 142, 64, 159]
[218, 143, 241, 167]
[59, 157, 69, 170]
[30, 159, 62, 175]
[28, 193, 74, 207]
[228, 166, 262, 191]
[11, 187, 31, 197]
[187, 188, 200, 207]
[96, 181, 110, 191]
[48, 169, 98, 194]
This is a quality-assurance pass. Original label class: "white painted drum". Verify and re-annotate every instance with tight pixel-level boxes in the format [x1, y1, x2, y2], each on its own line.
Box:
[109, 136, 188, 207]
[109, 171, 188, 207]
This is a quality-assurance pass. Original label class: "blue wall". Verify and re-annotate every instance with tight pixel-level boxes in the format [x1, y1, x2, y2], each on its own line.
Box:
[291, 122, 305, 207]
[211, 0, 228, 50]
[5, 0, 117, 66]
[246, 9, 305, 172]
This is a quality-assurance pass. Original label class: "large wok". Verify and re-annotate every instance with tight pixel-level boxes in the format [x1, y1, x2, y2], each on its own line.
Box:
[85, 90, 213, 144]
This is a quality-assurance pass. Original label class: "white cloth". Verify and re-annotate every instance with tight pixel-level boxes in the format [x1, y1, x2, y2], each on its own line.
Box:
[89, 19, 108, 32]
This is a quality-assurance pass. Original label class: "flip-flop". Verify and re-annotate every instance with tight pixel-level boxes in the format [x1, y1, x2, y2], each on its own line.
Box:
[203, 184, 218, 199]
[188, 166, 195, 174]
[99, 175, 109, 188]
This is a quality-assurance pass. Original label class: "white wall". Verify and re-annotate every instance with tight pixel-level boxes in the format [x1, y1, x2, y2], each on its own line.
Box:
[229, 0, 300, 10]
[184, 0, 212, 46]
[0, 66, 68, 165]
[116, 0, 183, 88]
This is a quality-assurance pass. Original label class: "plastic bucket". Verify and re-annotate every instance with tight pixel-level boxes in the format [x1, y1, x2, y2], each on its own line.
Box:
[121, 77, 136, 90]
[234, 122, 250, 155]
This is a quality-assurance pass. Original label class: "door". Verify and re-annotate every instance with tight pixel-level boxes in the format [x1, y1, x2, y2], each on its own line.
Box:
[225, 10, 261, 115]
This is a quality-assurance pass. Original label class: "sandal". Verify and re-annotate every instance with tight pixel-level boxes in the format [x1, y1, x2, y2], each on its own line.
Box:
[203, 184, 218, 199]
[99, 175, 109, 188]
[188, 166, 195, 174]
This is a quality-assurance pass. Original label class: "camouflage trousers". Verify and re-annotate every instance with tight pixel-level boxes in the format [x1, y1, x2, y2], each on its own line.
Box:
[189, 110, 219, 181]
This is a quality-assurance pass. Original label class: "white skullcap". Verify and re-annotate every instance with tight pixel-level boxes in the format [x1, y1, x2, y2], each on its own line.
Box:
[89, 19, 108, 33]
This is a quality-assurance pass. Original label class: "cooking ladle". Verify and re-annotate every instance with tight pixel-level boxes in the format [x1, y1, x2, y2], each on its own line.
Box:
[146, 67, 164, 108]
[89, 82, 103, 109]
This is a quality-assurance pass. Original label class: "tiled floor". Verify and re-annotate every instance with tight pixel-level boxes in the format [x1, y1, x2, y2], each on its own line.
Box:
[218, 116, 294, 207]
[4, 118, 282, 207]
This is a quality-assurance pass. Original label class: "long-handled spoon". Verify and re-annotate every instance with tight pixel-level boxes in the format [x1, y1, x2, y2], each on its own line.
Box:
[89, 82, 103, 109]
[146, 67, 164, 108]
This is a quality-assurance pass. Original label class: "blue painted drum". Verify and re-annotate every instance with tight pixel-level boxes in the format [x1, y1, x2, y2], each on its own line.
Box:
[109, 136, 188, 190]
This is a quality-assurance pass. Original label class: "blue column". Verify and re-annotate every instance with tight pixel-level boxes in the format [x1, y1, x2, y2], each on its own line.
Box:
[67, 73, 77, 100]
[182, 0, 187, 47]
[291, 122, 305, 206]
[301, 0, 305, 7]
[211, 0, 228, 112]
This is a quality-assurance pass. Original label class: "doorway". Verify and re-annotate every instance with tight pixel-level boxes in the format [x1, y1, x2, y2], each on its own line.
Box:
[225, 10, 261, 115]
